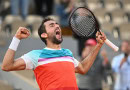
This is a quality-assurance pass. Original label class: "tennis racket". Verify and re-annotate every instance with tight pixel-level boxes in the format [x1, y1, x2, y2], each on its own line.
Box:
[69, 7, 119, 52]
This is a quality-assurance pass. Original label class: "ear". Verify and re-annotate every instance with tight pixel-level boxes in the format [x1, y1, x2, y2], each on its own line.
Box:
[41, 33, 48, 38]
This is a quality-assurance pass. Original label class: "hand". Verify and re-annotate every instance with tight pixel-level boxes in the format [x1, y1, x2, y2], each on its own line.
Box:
[15, 27, 30, 40]
[96, 31, 106, 46]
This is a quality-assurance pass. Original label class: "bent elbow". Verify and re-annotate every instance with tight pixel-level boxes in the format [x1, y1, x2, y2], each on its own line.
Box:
[81, 71, 86, 75]
[79, 70, 86, 75]
[1, 65, 10, 72]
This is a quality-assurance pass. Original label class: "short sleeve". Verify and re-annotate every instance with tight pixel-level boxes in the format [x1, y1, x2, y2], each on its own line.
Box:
[20, 50, 40, 70]
[21, 54, 34, 70]
[73, 58, 79, 68]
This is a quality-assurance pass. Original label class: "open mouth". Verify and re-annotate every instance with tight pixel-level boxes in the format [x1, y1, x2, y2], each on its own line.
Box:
[55, 28, 62, 39]
[55, 27, 61, 35]
[56, 31, 60, 35]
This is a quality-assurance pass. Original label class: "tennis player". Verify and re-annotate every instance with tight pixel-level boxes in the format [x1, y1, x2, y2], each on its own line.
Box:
[2, 17, 106, 90]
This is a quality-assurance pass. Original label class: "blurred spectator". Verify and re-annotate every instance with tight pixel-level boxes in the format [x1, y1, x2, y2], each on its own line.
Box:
[34, 0, 54, 17]
[112, 40, 130, 90]
[0, 0, 10, 18]
[10, 0, 30, 20]
[55, 0, 74, 27]
[77, 38, 111, 90]
[0, 0, 2, 13]
[76, 37, 87, 56]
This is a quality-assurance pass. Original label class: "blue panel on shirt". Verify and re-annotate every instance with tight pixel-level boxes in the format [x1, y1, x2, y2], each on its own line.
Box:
[23, 48, 74, 67]
[39, 48, 73, 58]
[23, 50, 42, 67]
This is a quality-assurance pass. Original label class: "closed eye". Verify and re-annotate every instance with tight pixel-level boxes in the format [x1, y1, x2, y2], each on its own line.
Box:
[49, 23, 55, 27]
[49, 22, 59, 27]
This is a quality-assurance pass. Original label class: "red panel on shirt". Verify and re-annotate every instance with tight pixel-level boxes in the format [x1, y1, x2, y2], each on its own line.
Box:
[34, 61, 78, 90]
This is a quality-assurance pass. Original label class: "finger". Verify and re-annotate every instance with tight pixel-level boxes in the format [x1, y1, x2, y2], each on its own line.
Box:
[100, 33, 106, 40]
[21, 28, 29, 34]
[101, 32, 104, 36]
[21, 27, 29, 31]
[96, 32, 98, 37]
[96, 31, 100, 38]
[101, 32, 106, 39]
[23, 28, 30, 36]
[98, 35, 102, 41]
[97, 35, 104, 43]
[97, 35, 101, 41]
[27, 31, 30, 36]
[97, 31, 100, 35]
[21, 30, 28, 34]
[19, 27, 23, 30]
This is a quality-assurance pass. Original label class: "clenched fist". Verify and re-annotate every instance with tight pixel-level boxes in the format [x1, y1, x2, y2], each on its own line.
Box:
[96, 31, 106, 45]
[15, 27, 30, 40]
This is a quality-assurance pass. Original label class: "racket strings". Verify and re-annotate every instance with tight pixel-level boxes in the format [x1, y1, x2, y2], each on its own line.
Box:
[70, 8, 96, 37]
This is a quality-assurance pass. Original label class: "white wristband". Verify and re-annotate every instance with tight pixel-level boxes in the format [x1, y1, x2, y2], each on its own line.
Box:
[9, 37, 20, 51]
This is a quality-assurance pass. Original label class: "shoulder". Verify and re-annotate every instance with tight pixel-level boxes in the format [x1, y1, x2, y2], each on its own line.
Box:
[113, 54, 123, 60]
[24, 49, 43, 58]
[28, 49, 43, 54]
[62, 48, 74, 57]
[62, 48, 71, 51]
[62, 48, 72, 53]
[112, 54, 123, 63]
[22, 49, 43, 62]
[20, 49, 44, 69]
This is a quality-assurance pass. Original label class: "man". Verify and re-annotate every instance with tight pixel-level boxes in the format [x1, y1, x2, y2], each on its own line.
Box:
[112, 40, 130, 90]
[10, 0, 30, 19]
[77, 38, 110, 90]
[2, 17, 106, 90]
[55, 0, 74, 27]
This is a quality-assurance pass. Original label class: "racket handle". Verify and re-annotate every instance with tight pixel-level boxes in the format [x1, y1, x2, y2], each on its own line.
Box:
[105, 39, 119, 52]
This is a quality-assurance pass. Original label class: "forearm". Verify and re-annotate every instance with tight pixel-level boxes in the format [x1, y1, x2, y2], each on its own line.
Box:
[81, 44, 102, 73]
[2, 36, 20, 70]
[2, 27, 30, 71]
[2, 49, 16, 70]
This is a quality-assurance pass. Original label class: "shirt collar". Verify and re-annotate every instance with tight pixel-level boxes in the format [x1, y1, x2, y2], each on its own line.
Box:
[44, 47, 61, 50]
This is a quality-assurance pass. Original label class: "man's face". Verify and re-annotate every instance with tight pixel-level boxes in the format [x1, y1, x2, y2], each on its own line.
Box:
[121, 41, 129, 54]
[44, 20, 63, 44]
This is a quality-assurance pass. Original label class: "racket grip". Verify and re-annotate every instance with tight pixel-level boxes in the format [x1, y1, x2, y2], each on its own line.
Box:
[105, 39, 119, 52]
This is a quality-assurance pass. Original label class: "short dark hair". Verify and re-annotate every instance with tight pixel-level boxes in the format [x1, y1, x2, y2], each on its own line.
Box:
[38, 17, 54, 45]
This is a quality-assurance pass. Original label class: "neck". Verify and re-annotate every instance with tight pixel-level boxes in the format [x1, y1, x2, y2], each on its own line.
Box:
[46, 42, 61, 50]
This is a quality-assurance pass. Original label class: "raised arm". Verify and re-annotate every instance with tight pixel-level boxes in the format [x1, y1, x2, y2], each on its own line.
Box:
[75, 31, 106, 74]
[1, 27, 30, 71]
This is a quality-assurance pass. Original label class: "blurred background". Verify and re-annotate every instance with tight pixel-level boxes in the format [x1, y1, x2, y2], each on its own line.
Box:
[0, 0, 130, 90]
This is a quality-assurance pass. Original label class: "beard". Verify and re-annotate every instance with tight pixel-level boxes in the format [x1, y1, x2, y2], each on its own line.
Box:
[48, 33, 63, 44]
[52, 35, 63, 44]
